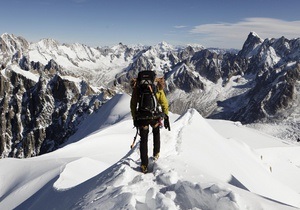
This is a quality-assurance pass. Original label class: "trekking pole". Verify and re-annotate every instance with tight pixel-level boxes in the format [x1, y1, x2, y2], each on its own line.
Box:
[130, 127, 139, 149]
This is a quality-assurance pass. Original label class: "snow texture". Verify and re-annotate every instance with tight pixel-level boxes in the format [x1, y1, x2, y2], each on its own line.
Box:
[0, 94, 300, 210]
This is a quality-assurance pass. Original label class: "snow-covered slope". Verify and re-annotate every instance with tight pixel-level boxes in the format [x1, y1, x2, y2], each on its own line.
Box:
[0, 94, 299, 210]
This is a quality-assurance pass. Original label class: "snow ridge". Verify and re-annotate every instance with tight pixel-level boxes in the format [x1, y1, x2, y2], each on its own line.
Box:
[73, 148, 238, 210]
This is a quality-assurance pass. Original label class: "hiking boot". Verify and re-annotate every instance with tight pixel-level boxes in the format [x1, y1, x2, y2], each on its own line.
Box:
[141, 165, 148, 173]
[153, 153, 160, 161]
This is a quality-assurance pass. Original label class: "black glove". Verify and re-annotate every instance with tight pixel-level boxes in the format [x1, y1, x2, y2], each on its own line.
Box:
[164, 115, 170, 131]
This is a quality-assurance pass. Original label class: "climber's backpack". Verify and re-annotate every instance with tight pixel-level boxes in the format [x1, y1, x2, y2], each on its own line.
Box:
[136, 71, 160, 119]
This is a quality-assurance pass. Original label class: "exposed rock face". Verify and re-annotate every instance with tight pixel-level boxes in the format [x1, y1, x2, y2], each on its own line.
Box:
[216, 63, 300, 124]
[219, 35, 300, 124]
[0, 64, 112, 158]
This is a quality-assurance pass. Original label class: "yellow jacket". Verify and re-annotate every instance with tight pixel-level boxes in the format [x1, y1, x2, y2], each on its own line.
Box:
[130, 88, 169, 119]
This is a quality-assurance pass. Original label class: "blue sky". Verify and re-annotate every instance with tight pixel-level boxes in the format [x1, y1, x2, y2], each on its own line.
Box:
[1, 0, 300, 49]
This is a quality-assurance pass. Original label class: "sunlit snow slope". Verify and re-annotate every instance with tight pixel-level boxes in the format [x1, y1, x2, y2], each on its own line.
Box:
[0, 94, 300, 210]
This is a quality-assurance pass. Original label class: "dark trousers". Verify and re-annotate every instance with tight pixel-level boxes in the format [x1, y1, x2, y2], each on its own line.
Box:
[139, 120, 160, 166]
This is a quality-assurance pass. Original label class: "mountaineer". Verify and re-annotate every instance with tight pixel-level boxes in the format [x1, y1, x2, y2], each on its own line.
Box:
[130, 70, 170, 173]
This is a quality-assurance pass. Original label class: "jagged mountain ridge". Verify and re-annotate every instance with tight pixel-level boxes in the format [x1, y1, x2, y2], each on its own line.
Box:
[0, 32, 299, 158]
[0, 64, 114, 158]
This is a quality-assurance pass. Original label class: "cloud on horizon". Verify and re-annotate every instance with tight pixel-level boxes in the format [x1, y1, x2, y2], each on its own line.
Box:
[174, 25, 188, 29]
[190, 17, 300, 49]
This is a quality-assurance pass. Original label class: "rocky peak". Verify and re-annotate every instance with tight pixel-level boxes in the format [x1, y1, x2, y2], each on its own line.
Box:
[178, 45, 196, 61]
[35, 38, 60, 51]
[166, 63, 204, 92]
[45, 59, 62, 72]
[0, 33, 29, 52]
[238, 31, 263, 58]
[154, 41, 175, 52]
[0, 34, 29, 67]
[189, 49, 222, 83]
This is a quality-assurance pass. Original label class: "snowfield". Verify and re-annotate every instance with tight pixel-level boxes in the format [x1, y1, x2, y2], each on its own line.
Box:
[0, 94, 300, 210]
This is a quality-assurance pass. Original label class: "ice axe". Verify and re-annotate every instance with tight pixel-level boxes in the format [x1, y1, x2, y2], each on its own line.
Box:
[130, 127, 139, 149]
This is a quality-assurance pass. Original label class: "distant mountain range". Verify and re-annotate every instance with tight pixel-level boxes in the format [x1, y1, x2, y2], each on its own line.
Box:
[0, 32, 299, 158]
